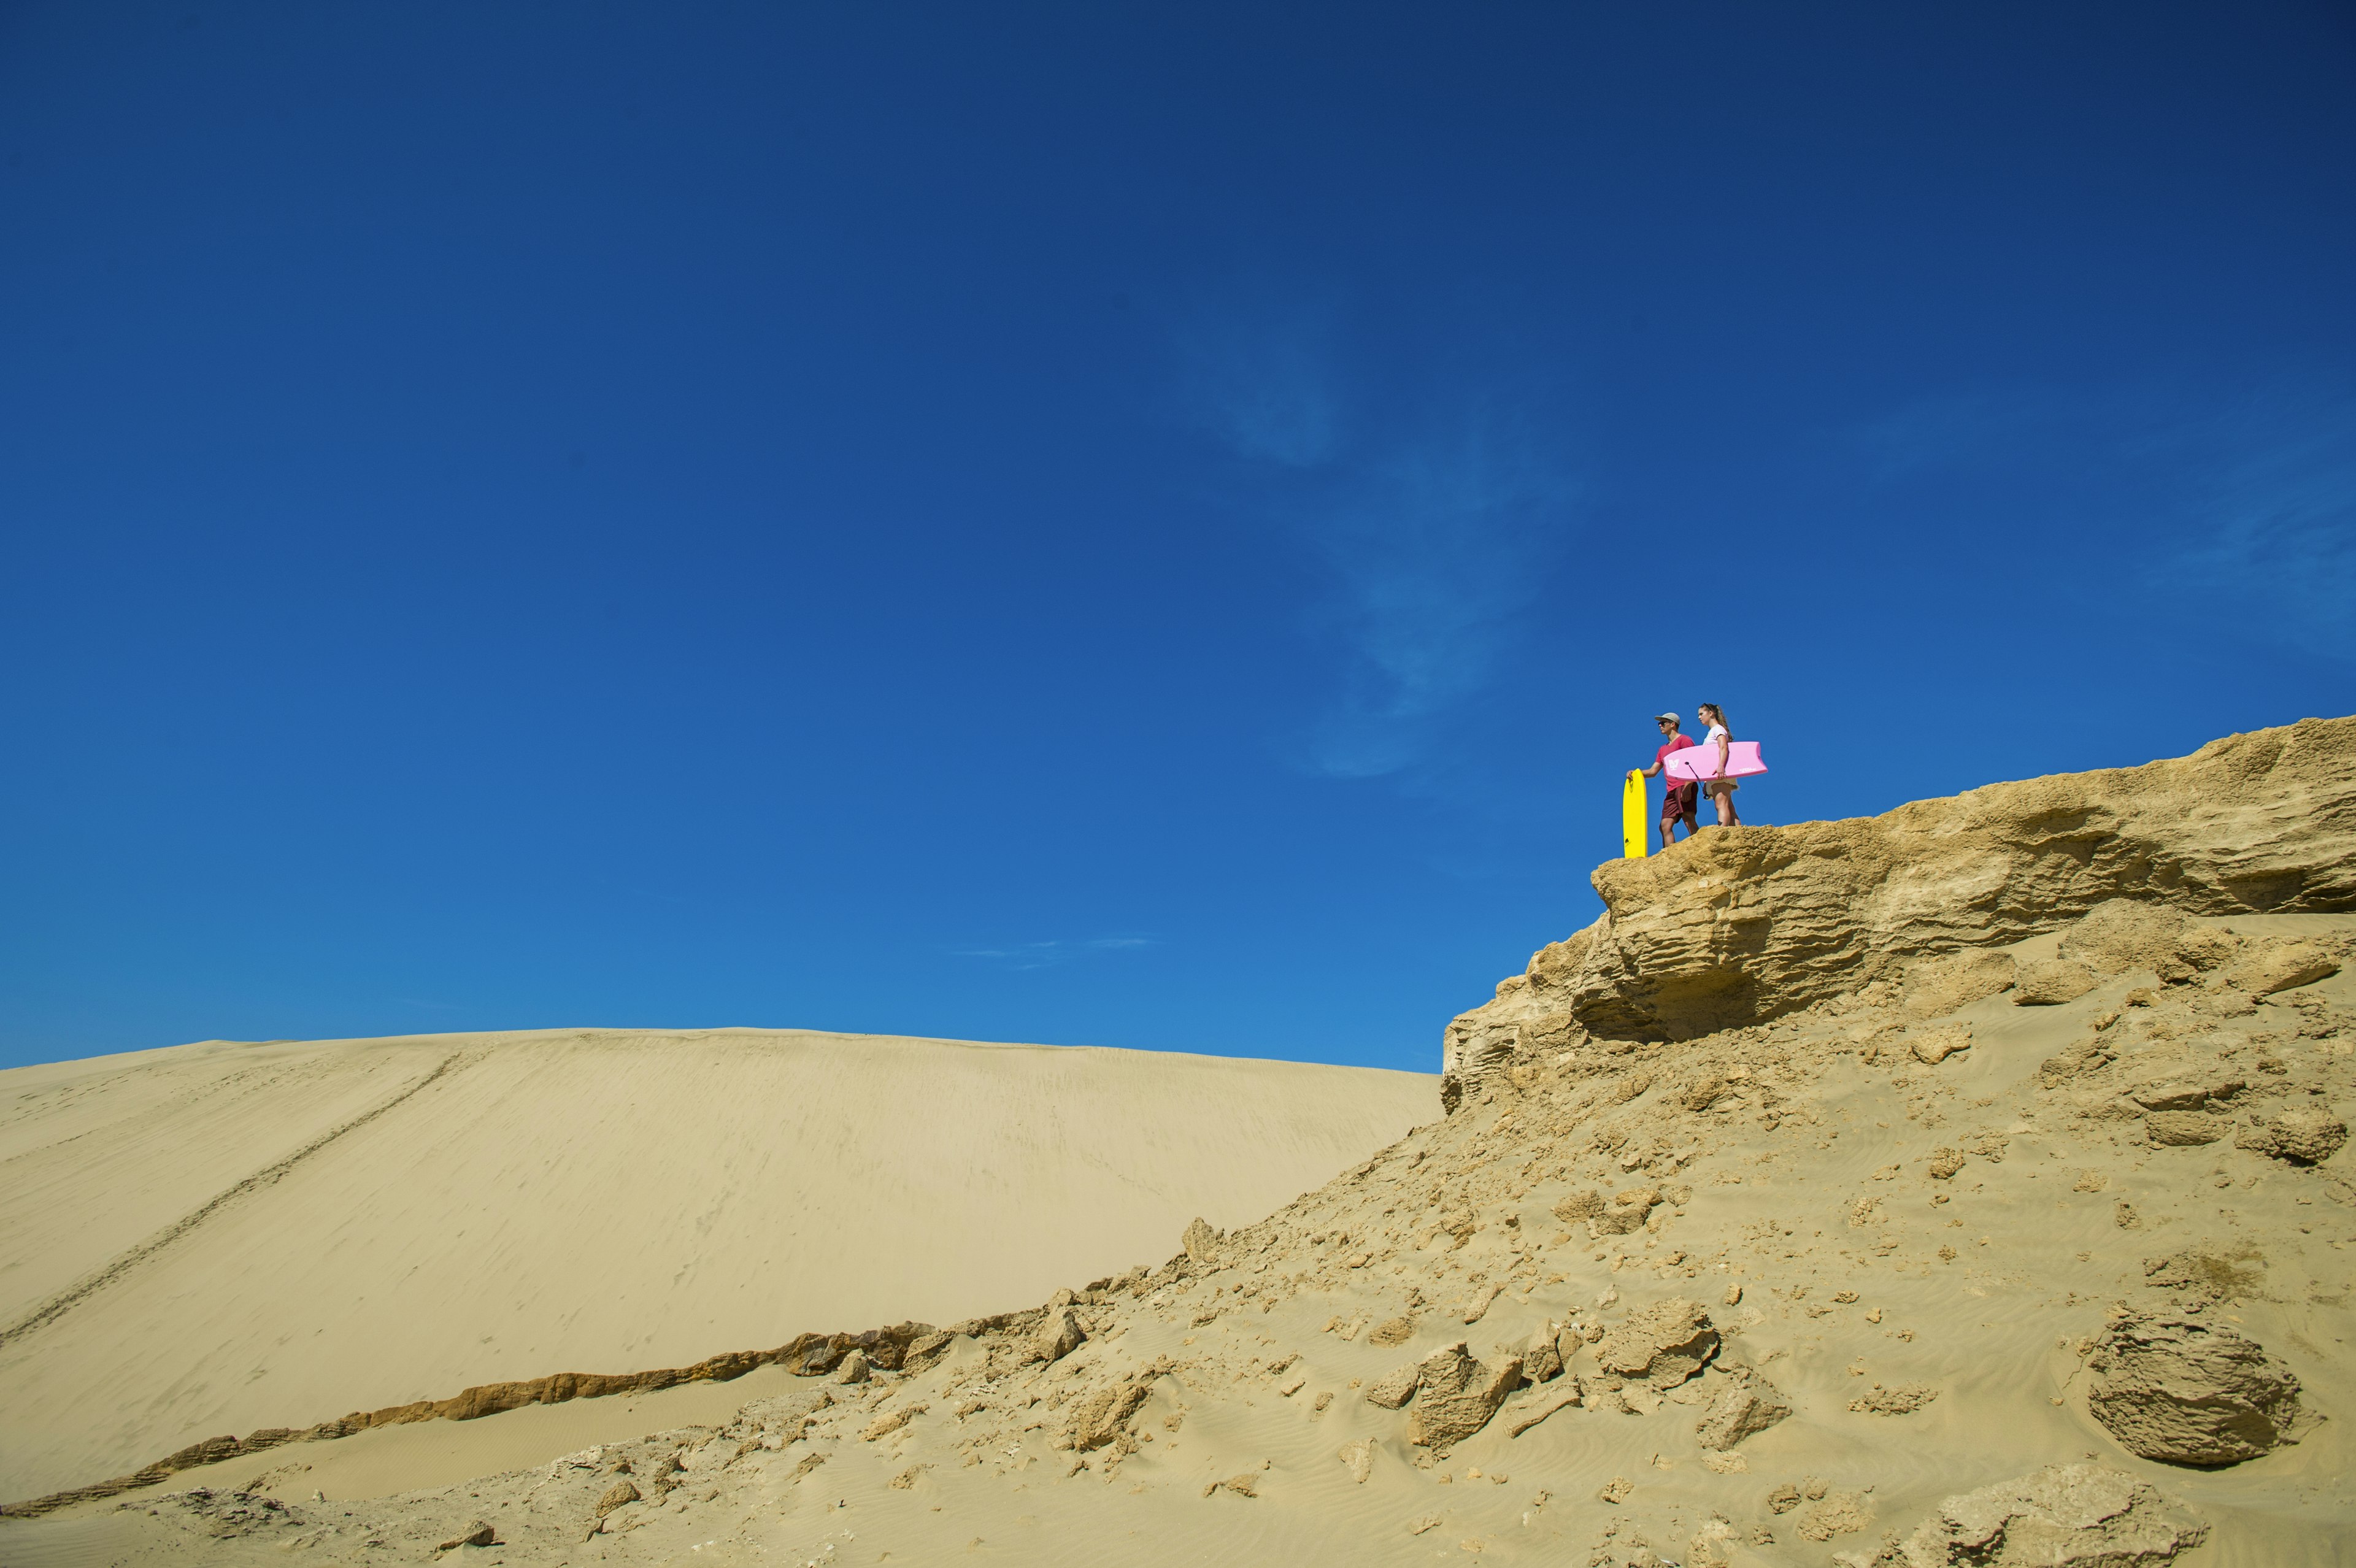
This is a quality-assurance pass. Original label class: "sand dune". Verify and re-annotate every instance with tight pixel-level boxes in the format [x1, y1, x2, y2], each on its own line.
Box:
[0, 1028, 1436, 1502]
[4, 718, 2350, 1568]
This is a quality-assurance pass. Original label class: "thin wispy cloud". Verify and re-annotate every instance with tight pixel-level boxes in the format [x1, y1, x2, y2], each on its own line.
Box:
[949, 937, 1160, 972]
[1182, 314, 1580, 778]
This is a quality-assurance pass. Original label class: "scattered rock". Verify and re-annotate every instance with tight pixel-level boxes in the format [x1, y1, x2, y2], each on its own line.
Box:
[1028, 1308, 1086, 1365]
[1521, 1321, 1563, 1382]
[863, 1402, 926, 1441]
[1338, 1439, 1375, 1485]
[2015, 959, 2101, 1007]
[436, 1523, 496, 1551]
[1368, 1315, 1416, 1347]
[1406, 1342, 1523, 1455]
[1505, 1384, 1581, 1437]
[2144, 1112, 2228, 1147]
[2235, 1107, 2347, 1164]
[1695, 1377, 1791, 1448]
[1217, 1472, 1257, 1499]
[1589, 1188, 1661, 1236]
[2223, 939, 2340, 996]
[1063, 1372, 1153, 1452]
[2140, 1248, 2263, 1300]
[1926, 1148, 1965, 1178]
[1365, 1362, 1422, 1409]
[1700, 1451, 1747, 1474]
[1406, 1514, 1441, 1535]
[1182, 1217, 1220, 1263]
[1552, 1189, 1604, 1224]
[2127, 1074, 2245, 1112]
[1598, 1475, 1633, 1504]
[2086, 1314, 2306, 1465]
[1887, 1462, 2208, 1565]
[1796, 1491, 1871, 1542]
[1848, 1383, 1938, 1415]
[595, 1480, 640, 1518]
[1911, 1026, 1972, 1066]
[1594, 1297, 1719, 1388]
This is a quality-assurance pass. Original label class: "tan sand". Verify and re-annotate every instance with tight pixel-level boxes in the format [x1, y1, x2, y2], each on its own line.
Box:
[0, 1028, 1436, 1502]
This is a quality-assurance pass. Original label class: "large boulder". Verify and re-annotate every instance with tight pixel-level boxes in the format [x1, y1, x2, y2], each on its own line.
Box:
[1888, 1463, 2208, 1566]
[1404, 1342, 1522, 1455]
[1443, 717, 2356, 1053]
[2085, 1314, 2306, 1466]
[1593, 1298, 1718, 1388]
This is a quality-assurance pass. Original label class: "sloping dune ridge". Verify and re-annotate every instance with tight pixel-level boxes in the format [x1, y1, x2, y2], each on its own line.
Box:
[3, 715, 2352, 1568]
[0, 1029, 1438, 1503]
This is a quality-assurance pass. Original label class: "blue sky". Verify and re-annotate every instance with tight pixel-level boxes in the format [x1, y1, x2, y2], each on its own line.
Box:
[3, 2, 2351, 1072]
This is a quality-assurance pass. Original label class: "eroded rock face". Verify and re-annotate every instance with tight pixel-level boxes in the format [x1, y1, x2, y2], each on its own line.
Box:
[1888, 1463, 2208, 1566]
[1404, 1342, 1522, 1454]
[2086, 1314, 2306, 1466]
[1441, 717, 2356, 1064]
[1593, 1298, 1717, 1388]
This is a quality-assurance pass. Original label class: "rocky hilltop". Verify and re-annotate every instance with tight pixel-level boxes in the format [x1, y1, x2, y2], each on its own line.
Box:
[1449, 714, 2356, 1085]
[7, 717, 2351, 1568]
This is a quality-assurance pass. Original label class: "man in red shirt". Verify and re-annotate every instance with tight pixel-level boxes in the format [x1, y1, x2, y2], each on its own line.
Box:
[1641, 712, 1699, 848]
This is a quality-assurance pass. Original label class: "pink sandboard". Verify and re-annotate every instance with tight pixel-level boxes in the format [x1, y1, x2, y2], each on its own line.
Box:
[1665, 740, 1766, 782]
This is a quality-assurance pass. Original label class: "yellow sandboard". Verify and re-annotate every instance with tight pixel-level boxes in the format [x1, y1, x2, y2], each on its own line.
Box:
[1622, 769, 1647, 859]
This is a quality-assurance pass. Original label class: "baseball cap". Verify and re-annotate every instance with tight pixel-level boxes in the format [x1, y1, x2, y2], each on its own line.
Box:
[1654, 712, 1679, 724]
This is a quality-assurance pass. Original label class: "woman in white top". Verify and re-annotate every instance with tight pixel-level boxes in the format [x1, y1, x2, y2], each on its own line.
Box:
[1695, 702, 1741, 826]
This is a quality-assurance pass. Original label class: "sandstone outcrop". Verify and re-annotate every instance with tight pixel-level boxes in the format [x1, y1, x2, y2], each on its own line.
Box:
[1444, 717, 2356, 1095]
[2085, 1313, 2306, 1466]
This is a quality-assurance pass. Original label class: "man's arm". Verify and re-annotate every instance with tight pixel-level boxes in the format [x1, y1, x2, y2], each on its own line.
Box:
[1640, 759, 1663, 778]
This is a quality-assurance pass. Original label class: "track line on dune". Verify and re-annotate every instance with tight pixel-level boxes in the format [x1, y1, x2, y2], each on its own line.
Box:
[0, 1050, 479, 1353]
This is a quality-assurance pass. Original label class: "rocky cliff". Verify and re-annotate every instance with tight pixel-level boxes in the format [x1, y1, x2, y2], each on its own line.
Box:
[1444, 715, 2356, 1109]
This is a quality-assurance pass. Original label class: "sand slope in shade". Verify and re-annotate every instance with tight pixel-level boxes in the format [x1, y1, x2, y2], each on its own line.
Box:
[0, 1028, 1436, 1500]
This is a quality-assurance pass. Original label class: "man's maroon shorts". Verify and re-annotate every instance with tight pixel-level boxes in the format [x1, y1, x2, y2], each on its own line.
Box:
[1661, 782, 1699, 826]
